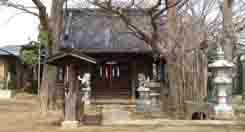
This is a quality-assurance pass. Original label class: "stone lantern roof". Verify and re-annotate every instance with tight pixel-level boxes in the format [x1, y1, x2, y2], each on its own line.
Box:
[213, 76, 232, 84]
[208, 47, 234, 68]
[208, 60, 234, 68]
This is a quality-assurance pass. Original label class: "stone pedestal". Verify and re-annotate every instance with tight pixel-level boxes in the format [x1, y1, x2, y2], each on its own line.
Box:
[136, 86, 151, 112]
[0, 90, 14, 99]
[212, 76, 234, 119]
[212, 106, 234, 120]
[61, 121, 79, 129]
[82, 87, 91, 105]
[146, 81, 161, 113]
[150, 92, 161, 112]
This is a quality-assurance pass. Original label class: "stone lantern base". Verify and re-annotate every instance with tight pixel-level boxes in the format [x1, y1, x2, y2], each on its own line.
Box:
[212, 112, 235, 120]
[212, 104, 235, 120]
[149, 92, 161, 112]
[61, 121, 79, 129]
[136, 86, 151, 112]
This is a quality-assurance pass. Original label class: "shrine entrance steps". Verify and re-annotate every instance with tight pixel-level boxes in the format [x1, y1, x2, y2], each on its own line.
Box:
[81, 99, 167, 125]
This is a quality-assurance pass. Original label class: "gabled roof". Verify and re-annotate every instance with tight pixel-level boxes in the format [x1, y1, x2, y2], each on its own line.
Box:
[61, 9, 152, 53]
[47, 50, 96, 65]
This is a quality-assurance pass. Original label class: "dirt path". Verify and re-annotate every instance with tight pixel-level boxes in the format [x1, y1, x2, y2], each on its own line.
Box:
[0, 93, 244, 132]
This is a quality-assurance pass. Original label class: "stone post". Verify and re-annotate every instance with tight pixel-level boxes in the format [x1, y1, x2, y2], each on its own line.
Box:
[240, 55, 245, 104]
[208, 47, 235, 120]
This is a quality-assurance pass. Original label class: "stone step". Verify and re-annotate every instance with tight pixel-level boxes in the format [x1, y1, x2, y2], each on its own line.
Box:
[101, 104, 133, 125]
[82, 115, 102, 125]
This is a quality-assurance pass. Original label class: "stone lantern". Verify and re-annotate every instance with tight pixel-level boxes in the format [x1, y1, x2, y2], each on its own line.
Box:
[208, 47, 235, 120]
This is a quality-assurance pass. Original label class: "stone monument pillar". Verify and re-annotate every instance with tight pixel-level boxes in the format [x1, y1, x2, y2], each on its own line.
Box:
[208, 47, 235, 120]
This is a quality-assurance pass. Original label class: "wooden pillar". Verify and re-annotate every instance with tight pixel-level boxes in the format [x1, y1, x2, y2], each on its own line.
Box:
[4, 59, 8, 82]
[0, 58, 5, 81]
[160, 59, 168, 113]
[62, 64, 80, 128]
[16, 60, 23, 90]
[131, 61, 137, 100]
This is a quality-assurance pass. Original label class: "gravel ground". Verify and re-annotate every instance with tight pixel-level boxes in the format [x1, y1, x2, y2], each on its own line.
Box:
[0, 93, 244, 132]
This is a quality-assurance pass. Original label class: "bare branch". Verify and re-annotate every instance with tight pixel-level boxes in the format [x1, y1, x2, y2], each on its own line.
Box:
[152, 0, 189, 20]
[0, 11, 30, 26]
[3, 1, 39, 16]
[31, 0, 49, 30]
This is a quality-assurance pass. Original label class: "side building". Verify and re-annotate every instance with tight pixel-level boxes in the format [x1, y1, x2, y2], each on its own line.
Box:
[0, 45, 25, 90]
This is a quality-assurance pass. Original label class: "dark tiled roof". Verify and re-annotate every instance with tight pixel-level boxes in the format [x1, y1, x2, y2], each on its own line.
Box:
[68, 0, 161, 10]
[0, 48, 13, 56]
[0, 45, 23, 56]
[62, 9, 152, 53]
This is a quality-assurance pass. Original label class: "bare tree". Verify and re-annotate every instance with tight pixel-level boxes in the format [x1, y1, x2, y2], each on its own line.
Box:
[76, 0, 244, 117]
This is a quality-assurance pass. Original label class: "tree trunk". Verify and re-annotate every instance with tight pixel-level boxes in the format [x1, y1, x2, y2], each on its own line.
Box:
[40, 65, 49, 114]
[32, 0, 65, 113]
[223, 0, 234, 61]
[64, 64, 80, 121]
[46, 0, 65, 110]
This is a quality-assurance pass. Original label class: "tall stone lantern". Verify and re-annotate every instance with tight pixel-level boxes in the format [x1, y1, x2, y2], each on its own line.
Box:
[208, 47, 235, 120]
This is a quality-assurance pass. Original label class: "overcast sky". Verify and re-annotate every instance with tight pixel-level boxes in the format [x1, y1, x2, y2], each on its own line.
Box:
[0, 0, 52, 47]
[0, 0, 208, 47]
[0, 0, 243, 47]
[0, 0, 80, 47]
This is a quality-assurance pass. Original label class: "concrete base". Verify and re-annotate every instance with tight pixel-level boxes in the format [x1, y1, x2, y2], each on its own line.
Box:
[61, 121, 79, 129]
[0, 90, 14, 99]
[102, 104, 131, 125]
[136, 99, 151, 112]
[212, 104, 235, 120]
[213, 112, 235, 120]
[184, 101, 211, 120]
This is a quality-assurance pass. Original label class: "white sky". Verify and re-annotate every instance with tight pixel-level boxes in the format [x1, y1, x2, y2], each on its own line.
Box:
[0, 0, 201, 48]
[0, 0, 243, 47]
[0, 0, 51, 47]
[0, 7, 38, 47]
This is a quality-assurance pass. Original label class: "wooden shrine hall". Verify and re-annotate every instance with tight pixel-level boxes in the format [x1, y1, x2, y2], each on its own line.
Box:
[47, 9, 159, 100]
